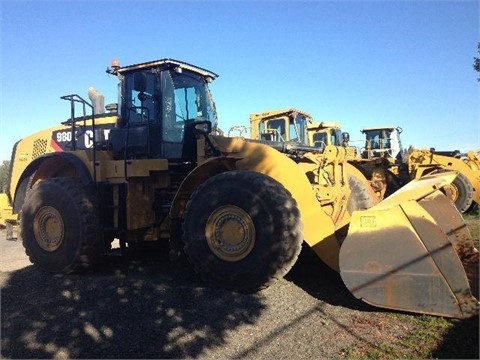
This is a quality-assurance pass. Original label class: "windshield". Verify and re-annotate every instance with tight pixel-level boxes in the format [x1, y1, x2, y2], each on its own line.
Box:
[364, 129, 392, 150]
[162, 69, 217, 133]
[117, 67, 219, 159]
[121, 68, 217, 136]
[261, 119, 286, 141]
[313, 132, 328, 147]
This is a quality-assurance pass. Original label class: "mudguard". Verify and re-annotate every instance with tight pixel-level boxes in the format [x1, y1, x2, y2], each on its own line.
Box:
[201, 136, 342, 270]
[340, 172, 479, 318]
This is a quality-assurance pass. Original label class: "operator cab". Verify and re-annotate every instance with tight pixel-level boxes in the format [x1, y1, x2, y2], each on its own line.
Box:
[361, 126, 403, 161]
[108, 59, 218, 162]
[311, 129, 343, 148]
[255, 109, 309, 144]
[307, 121, 343, 149]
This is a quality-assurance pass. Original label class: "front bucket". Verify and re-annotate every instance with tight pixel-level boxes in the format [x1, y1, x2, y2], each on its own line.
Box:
[339, 175, 479, 319]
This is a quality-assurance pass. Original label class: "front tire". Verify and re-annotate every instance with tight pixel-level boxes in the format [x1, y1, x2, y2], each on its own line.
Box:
[451, 173, 475, 213]
[436, 170, 474, 214]
[182, 170, 303, 293]
[21, 177, 103, 273]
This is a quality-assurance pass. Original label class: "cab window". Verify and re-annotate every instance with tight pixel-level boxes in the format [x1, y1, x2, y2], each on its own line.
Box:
[125, 70, 157, 125]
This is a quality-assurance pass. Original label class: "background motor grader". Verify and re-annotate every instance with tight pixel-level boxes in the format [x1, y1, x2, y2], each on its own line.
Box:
[12, 59, 478, 319]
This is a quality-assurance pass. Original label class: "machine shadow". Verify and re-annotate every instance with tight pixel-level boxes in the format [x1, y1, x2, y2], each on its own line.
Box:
[0, 245, 266, 359]
[431, 316, 479, 359]
[285, 244, 378, 313]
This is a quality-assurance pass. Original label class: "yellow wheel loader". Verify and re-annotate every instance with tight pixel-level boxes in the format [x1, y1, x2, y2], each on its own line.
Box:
[246, 110, 404, 200]
[408, 148, 480, 213]
[0, 193, 17, 239]
[249, 109, 352, 153]
[463, 150, 480, 212]
[247, 110, 479, 213]
[360, 126, 480, 214]
[464, 149, 480, 173]
[13, 59, 478, 319]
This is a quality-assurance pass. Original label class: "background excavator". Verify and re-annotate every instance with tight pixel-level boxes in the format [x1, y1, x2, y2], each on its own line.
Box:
[8, 60, 479, 319]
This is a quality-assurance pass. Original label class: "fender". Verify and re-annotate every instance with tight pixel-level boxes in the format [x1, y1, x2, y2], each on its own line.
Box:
[170, 156, 237, 220]
[173, 136, 341, 270]
[13, 152, 93, 213]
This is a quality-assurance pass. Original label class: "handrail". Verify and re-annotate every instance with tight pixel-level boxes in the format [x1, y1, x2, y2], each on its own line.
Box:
[60, 94, 97, 182]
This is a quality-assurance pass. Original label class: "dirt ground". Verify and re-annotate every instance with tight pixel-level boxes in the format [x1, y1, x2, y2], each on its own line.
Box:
[0, 227, 478, 359]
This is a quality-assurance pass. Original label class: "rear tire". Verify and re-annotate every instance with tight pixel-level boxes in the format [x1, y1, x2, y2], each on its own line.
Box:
[347, 173, 377, 213]
[385, 170, 401, 197]
[182, 170, 303, 293]
[21, 177, 103, 274]
[438, 171, 474, 214]
[466, 202, 479, 214]
[335, 172, 377, 244]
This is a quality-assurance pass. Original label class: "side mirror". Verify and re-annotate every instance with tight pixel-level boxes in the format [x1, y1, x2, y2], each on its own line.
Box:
[194, 120, 212, 134]
[342, 132, 350, 142]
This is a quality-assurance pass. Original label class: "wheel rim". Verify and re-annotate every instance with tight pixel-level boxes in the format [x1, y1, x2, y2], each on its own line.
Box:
[205, 205, 255, 262]
[443, 184, 459, 202]
[33, 206, 65, 252]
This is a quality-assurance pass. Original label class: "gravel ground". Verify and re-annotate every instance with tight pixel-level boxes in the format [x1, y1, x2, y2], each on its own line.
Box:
[0, 228, 476, 359]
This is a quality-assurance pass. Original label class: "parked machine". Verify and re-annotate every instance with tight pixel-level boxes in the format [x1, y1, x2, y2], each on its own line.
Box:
[11, 59, 478, 319]
[0, 193, 16, 238]
[246, 110, 404, 200]
[249, 109, 349, 149]
[360, 126, 479, 213]
[246, 110, 479, 213]
[406, 149, 479, 213]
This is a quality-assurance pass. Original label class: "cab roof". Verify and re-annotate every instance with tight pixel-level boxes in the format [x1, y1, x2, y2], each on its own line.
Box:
[361, 126, 397, 132]
[249, 109, 313, 121]
[111, 58, 219, 80]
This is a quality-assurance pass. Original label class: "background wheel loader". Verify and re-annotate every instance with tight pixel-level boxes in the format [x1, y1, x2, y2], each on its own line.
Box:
[245, 110, 406, 200]
[360, 126, 480, 214]
[406, 148, 479, 213]
[12, 59, 478, 319]
[245, 109, 479, 213]
[0, 193, 17, 238]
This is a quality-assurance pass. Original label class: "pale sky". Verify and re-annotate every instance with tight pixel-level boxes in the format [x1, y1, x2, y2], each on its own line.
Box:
[1, 0, 479, 161]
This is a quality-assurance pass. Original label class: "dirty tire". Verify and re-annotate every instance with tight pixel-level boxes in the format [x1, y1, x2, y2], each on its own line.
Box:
[441, 171, 474, 214]
[347, 173, 377, 213]
[385, 170, 401, 197]
[182, 170, 303, 293]
[465, 201, 478, 214]
[21, 177, 103, 274]
[335, 172, 377, 244]
[15, 173, 38, 244]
